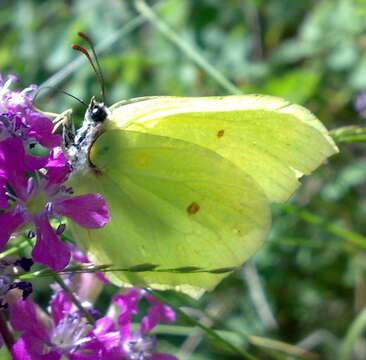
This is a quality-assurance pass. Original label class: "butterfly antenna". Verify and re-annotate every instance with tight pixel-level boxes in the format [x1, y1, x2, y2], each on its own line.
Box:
[58, 89, 88, 106]
[77, 32, 106, 104]
[71, 43, 106, 104]
[33, 86, 88, 106]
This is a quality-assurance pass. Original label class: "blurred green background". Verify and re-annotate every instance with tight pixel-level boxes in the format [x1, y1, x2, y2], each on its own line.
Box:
[1, 0, 366, 359]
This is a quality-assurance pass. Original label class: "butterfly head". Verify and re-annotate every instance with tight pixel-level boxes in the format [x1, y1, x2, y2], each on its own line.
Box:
[87, 96, 108, 123]
[65, 96, 110, 171]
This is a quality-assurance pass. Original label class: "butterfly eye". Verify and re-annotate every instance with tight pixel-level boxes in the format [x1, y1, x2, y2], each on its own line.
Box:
[90, 105, 107, 123]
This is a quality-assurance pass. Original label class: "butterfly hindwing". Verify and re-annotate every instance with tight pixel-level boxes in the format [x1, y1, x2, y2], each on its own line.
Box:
[69, 130, 270, 297]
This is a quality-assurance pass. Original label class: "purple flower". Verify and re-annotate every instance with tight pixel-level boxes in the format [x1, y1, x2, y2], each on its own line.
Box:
[0, 162, 109, 270]
[10, 292, 103, 359]
[141, 294, 176, 334]
[46, 147, 72, 185]
[0, 73, 110, 271]
[0, 75, 61, 148]
[95, 289, 177, 359]
[0, 137, 27, 207]
[10, 289, 177, 360]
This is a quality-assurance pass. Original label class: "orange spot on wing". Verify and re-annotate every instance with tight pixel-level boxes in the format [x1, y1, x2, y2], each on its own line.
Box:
[217, 129, 225, 138]
[187, 202, 200, 215]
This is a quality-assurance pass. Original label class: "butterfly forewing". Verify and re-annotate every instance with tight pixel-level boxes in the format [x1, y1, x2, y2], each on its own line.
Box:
[110, 96, 338, 202]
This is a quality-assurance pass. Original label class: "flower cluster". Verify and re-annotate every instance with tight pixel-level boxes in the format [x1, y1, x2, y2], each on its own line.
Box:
[0, 74, 177, 359]
[0, 74, 110, 271]
[10, 288, 177, 359]
[98, 289, 177, 360]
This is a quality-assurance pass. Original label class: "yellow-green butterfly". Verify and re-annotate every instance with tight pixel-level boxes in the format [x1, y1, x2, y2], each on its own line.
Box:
[64, 34, 338, 298]
[65, 95, 337, 298]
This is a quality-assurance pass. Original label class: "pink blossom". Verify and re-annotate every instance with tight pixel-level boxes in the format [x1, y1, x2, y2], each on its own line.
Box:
[10, 289, 177, 360]
[0, 73, 110, 271]
[94, 289, 177, 359]
[10, 294, 102, 359]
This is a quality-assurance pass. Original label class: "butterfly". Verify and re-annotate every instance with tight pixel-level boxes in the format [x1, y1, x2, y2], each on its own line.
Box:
[62, 33, 338, 298]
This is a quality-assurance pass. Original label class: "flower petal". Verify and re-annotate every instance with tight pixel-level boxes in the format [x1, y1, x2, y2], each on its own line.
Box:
[54, 193, 110, 229]
[113, 289, 142, 317]
[113, 289, 142, 339]
[94, 330, 121, 352]
[0, 137, 28, 199]
[11, 338, 32, 360]
[11, 336, 61, 360]
[91, 319, 122, 359]
[141, 295, 176, 334]
[50, 290, 72, 325]
[93, 319, 121, 355]
[32, 213, 71, 271]
[9, 299, 49, 342]
[25, 154, 49, 172]
[27, 113, 62, 148]
[0, 206, 27, 250]
[93, 317, 116, 337]
[45, 147, 71, 185]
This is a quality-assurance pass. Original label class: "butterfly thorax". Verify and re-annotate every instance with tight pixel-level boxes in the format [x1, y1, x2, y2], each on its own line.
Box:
[67, 97, 110, 172]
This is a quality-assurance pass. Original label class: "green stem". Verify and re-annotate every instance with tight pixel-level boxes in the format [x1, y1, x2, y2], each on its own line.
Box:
[53, 274, 95, 324]
[135, 0, 242, 95]
[0, 239, 29, 259]
[19, 263, 235, 280]
[149, 290, 256, 360]
[283, 204, 366, 250]
[339, 306, 366, 360]
[330, 126, 366, 145]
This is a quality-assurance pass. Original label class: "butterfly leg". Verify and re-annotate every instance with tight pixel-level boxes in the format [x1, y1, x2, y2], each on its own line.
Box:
[62, 112, 76, 149]
[50, 109, 75, 148]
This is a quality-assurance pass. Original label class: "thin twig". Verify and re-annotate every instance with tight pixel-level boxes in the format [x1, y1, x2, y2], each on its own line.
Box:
[135, 0, 242, 95]
[39, 1, 164, 93]
[0, 311, 14, 351]
[283, 204, 366, 250]
[242, 261, 278, 330]
[149, 290, 256, 360]
[297, 329, 339, 352]
[248, 335, 319, 360]
[53, 274, 95, 324]
[330, 125, 366, 144]
[339, 306, 366, 360]
[178, 298, 235, 359]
